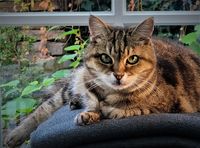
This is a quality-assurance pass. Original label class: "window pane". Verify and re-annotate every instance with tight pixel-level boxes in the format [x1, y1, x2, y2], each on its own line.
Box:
[0, 0, 111, 12]
[126, 0, 200, 11]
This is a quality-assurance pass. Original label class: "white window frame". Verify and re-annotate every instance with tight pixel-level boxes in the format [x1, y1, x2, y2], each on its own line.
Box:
[0, 0, 199, 26]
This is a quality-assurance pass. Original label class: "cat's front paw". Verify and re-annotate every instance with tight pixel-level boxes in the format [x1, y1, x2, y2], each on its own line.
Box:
[100, 101, 151, 119]
[104, 107, 151, 119]
[74, 112, 100, 126]
[5, 126, 27, 148]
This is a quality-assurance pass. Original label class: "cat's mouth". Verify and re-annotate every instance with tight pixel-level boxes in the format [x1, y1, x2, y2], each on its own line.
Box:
[111, 81, 128, 89]
[114, 79, 122, 85]
[100, 75, 131, 90]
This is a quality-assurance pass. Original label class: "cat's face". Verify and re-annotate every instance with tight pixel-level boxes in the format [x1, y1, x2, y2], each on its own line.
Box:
[84, 16, 156, 90]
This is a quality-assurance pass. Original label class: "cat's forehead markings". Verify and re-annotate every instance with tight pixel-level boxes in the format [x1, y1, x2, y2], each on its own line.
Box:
[123, 47, 130, 56]
[128, 46, 141, 55]
[112, 29, 127, 54]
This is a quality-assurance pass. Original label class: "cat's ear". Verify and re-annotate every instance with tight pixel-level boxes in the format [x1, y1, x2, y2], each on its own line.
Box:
[131, 17, 154, 40]
[89, 15, 110, 42]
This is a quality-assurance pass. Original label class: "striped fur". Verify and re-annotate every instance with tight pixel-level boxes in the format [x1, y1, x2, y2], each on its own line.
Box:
[5, 16, 200, 147]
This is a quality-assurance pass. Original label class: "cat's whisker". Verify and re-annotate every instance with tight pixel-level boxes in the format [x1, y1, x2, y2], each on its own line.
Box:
[87, 83, 98, 91]
[74, 77, 100, 88]
[136, 76, 164, 99]
[84, 78, 102, 91]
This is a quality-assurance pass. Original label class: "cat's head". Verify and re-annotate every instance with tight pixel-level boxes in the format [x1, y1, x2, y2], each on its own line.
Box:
[84, 15, 156, 90]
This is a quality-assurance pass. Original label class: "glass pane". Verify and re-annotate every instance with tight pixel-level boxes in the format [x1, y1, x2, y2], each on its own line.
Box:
[0, 0, 111, 12]
[126, 0, 200, 11]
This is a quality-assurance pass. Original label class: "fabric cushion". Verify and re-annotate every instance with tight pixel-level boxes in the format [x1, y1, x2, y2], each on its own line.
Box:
[30, 106, 200, 148]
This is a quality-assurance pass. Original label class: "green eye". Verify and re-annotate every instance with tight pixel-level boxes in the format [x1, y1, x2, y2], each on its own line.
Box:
[127, 55, 139, 65]
[100, 53, 113, 64]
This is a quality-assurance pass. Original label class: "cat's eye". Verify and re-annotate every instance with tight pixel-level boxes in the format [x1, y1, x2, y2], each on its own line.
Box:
[127, 55, 139, 65]
[100, 53, 113, 64]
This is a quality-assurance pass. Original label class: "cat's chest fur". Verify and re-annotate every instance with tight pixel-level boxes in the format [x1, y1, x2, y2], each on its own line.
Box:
[71, 67, 172, 117]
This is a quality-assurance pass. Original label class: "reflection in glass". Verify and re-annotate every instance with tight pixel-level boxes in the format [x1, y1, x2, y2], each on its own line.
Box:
[0, 0, 111, 12]
[127, 0, 200, 11]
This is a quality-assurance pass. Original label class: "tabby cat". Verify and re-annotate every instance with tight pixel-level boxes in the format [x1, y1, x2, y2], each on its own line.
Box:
[5, 15, 200, 147]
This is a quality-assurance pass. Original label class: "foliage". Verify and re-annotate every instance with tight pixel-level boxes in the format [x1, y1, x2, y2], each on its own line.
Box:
[180, 25, 200, 54]
[14, 0, 32, 12]
[0, 24, 89, 131]
[13, 0, 111, 12]
[0, 27, 36, 65]
[14, 0, 55, 12]
[126, 0, 199, 11]
[9, 0, 111, 12]
[1, 69, 70, 128]
[79, 0, 111, 11]
[52, 69, 70, 79]
[57, 27, 88, 68]
[1, 26, 87, 128]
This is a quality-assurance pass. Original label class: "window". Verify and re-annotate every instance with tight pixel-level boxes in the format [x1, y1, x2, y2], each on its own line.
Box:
[0, 0, 112, 12]
[0, 0, 199, 26]
[126, 0, 200, 11]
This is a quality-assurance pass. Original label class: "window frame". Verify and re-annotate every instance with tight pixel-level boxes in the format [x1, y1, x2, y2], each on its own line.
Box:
[0, 0, 199, 26]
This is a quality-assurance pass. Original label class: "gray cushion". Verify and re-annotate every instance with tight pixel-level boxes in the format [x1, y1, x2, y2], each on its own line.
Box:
[30, 106, 200, 148]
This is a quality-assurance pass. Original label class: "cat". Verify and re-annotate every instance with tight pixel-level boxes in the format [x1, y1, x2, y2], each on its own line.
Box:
[5, 15, 200, 147]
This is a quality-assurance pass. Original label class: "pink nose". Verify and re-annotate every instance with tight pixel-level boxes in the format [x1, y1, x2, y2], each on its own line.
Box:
[113, 73, 124, 80]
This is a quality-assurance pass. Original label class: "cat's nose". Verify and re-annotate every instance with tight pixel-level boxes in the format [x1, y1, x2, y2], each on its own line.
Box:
[113, 73, 124, 80]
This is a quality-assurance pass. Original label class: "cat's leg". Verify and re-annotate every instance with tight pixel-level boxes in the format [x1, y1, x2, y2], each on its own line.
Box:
[178, 97, 197, 113]
[5, 89, 65, 148]
[100, 101, 151, 119]
[74, 92, 101, 125]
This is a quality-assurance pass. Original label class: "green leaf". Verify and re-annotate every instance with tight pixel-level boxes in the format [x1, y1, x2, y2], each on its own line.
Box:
[1, 97, 37, 117]
[180, 32, 197, 45]
[42, 78, 55, 87]
[82, 39, 89, 47]
[55, 29, 79, 40]
[1, 110, 8, 116]
[58, 54, 76, 64]
[195, 25, 200, 34]
[64, 45, 81, 51]
[16, 98, 37, 114]
[29, 81, 39, 85]
[47, 25, 60, 32]
[189, 42, 200, 55]
[0, 80, 19, 88]
[52, 70, 70, 79]
[21, 84, 42, 97]
[70, 60, 80, 68]
[4, 88, 20, 98]
[2, 99, 17, 117]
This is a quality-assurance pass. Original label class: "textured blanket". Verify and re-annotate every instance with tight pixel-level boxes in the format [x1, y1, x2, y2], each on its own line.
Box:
[30, 106, 200, 148]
